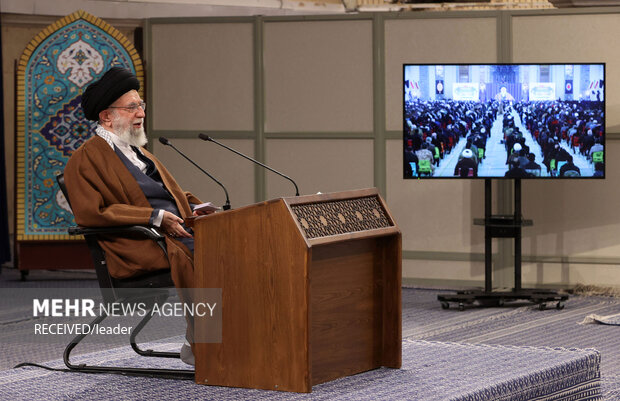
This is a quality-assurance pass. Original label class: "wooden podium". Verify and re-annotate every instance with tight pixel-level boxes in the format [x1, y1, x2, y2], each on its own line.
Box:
[192, 188, 401, 393]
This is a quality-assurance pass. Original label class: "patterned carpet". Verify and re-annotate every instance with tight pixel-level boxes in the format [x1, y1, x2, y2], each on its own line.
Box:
[0, 337, 601, 400]
[404, 288, 620, 400]
[1, 271, 618, 400]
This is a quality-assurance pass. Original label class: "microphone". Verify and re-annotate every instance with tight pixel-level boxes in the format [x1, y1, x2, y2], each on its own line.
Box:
[158, 137, 231, 210]
[198, 133, 300, 196]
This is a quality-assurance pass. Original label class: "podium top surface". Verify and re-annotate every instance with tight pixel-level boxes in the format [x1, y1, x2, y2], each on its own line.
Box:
[190, 188, 400, 247]
[282, 188, 398, 245]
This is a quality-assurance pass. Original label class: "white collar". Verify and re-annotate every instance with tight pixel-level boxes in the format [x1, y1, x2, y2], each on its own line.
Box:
[95, 124, 139, 152]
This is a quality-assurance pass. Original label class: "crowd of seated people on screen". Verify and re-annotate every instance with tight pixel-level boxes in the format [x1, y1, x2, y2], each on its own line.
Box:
[518, 100, 604, 177]
[404, 99, 496, 178]
[404, 98, 604, 178]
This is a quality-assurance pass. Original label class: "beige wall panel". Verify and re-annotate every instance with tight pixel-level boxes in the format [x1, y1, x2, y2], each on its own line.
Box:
[512, 13, 620, 131]
[152, 138, 255, 208]
[521, 140, 620, 259]
[384, 17, 498, 131]
[403, 259, 620, 287]
[402, 259, 486, 283]
[263, 20, 373, 133]
[522, 262, 620, 287]
[386, 140, 485, 253]
[264, 139, 374, 199]
[150, 23, 254, 131]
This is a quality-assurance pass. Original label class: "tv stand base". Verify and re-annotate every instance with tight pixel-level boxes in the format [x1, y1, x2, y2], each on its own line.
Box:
[437, 289, 568, 311]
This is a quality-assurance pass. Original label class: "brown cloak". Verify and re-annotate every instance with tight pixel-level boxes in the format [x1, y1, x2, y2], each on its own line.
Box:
[63, 135, 200, 289]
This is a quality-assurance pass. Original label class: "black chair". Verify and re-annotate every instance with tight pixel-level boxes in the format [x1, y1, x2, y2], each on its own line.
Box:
[56, 173, 194, 379]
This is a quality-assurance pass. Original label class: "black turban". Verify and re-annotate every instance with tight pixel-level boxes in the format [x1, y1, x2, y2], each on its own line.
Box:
[81, 67, 140, 121]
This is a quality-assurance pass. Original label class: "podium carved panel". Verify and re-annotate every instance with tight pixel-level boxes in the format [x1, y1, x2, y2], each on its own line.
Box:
[290, 195, 392, 239]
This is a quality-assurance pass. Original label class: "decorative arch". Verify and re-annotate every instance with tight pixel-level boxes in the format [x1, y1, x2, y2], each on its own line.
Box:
[16, 10, 143, 241]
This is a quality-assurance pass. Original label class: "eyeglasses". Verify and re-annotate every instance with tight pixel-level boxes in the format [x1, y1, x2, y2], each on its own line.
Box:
[108, 102, 146, 112]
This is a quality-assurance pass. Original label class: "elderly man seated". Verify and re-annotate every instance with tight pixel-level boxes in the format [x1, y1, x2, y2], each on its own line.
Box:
[64, 67, 211, 365]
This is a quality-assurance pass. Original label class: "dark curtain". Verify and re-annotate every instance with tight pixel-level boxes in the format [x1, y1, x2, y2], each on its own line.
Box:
[0, 25, 12, 265]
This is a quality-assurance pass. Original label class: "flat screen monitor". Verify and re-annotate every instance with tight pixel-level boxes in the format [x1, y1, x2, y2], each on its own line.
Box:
[403, 63, 605, 179]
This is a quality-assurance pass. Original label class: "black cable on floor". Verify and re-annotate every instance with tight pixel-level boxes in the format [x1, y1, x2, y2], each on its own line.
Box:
[13, 362, 71, 372]
[13, 362, 195, 380]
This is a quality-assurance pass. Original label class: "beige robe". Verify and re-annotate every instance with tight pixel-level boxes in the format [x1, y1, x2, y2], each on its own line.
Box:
[63, 135, 201, 289]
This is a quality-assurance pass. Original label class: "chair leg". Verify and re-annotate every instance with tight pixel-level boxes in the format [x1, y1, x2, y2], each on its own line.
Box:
[63, 313, 108, 368]
[63, 312, 194, 379]
[130, 310, 181, 359]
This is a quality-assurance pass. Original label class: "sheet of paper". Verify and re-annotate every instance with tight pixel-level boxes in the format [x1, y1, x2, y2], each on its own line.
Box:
[194, 202, 221, 212]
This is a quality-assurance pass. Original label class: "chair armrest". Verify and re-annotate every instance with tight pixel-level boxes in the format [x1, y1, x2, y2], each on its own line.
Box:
[68, 225, 168, 260]
[67, 225, 164, 240]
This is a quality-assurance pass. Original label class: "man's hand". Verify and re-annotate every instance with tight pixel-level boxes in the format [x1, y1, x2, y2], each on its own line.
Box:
[161, 211, 192, 238]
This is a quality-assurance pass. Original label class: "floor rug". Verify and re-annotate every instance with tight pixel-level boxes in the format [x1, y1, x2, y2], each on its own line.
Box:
[0, 337, 601, 400]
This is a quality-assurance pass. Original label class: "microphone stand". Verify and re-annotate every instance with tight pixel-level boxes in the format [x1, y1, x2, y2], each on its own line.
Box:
[159, 137, 231, 210]
[198, 133, 300, 196]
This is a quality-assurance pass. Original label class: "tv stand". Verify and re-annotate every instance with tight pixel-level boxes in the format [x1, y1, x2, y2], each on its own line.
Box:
[437, 179, 568, 311]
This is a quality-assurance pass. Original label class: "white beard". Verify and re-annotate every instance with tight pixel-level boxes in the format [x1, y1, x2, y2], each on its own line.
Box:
[112, 117, 147, 147]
